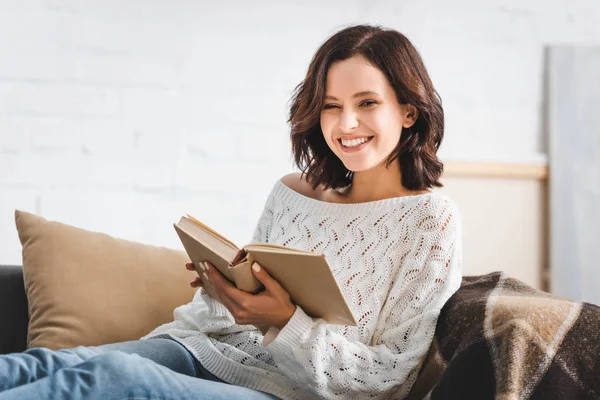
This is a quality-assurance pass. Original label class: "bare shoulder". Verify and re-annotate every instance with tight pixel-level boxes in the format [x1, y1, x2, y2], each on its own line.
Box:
[280, 172, 325, 201]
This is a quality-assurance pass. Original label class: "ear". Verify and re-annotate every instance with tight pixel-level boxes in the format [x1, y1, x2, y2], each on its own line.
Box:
[402, 104, 419, 128]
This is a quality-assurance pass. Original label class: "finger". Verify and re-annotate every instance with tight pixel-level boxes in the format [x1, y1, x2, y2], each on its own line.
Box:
[204, 262, 252, 304]
[251, 262, 283, 293]
[199, 272, 240, 314]
[185, 263, 195, 271]
[189, 276, 203, 288]
[203, 262, 234, 289]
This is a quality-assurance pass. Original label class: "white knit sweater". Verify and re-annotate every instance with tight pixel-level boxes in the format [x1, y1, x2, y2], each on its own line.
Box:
[142, 179, 463, 400]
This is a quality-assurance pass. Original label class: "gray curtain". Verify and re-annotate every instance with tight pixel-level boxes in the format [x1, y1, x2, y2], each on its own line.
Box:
[548, 46, 600, 305]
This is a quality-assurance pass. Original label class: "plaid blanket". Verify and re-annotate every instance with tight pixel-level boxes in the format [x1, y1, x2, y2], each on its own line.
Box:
[407, 272, 600, 400]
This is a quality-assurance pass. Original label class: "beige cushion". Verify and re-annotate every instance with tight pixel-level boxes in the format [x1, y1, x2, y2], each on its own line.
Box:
[15, 210, 195, 350]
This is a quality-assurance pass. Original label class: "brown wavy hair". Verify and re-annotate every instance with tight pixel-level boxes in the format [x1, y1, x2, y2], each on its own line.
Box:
[289, 24, 444, 191]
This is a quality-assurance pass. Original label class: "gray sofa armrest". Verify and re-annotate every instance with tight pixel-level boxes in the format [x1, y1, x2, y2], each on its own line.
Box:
[0, 265, 28, 354]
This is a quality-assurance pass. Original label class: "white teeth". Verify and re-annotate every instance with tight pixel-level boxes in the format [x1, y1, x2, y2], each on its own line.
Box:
[341, 137, 370, 147]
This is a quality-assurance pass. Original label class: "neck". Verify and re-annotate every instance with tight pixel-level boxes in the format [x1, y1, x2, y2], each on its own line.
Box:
[343, 160, 423, 203]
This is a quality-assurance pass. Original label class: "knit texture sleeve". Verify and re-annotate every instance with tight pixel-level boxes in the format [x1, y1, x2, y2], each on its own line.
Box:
[263, 199, 463, 398]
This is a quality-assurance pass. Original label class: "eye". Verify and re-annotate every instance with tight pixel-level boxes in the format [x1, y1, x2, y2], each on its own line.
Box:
[360, 100, 377, 107]
[323, 104, 340, 110]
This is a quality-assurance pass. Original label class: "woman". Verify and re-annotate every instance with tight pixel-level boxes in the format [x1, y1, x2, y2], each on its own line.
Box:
[0, 24, 462, 400]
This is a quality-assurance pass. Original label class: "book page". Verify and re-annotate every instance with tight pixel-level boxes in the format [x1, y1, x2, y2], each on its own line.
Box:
[176, 217, 239, 263]
[174, 220, 237, 281]
[185, 214, 239, 250]
[244, 243, 315, 254]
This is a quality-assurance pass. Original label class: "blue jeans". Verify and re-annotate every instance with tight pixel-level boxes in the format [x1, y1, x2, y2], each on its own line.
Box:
[0, 338, 279, 399]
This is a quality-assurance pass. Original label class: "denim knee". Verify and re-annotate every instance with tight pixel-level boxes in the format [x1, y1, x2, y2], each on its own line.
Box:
[21, 347, 50, 358]
[38, 352, 156, 400]
[89, 351, 149, 376]
[82, 352, 154, 392]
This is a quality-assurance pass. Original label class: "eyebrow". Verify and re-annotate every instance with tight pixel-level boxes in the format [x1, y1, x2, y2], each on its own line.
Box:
[324, 91, 380, 101]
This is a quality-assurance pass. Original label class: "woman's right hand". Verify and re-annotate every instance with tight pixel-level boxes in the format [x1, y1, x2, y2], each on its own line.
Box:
[185, 262, 204, 289]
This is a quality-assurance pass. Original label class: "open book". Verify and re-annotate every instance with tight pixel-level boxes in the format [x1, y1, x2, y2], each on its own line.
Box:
[174, 215, 357, 327]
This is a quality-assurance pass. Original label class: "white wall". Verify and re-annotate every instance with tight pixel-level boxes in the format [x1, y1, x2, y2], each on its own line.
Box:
[440, 175, 547, 289]
[1, 0, 600, 265]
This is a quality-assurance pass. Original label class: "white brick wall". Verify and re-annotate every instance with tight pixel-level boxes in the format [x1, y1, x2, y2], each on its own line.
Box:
[1, 0, 600, 264]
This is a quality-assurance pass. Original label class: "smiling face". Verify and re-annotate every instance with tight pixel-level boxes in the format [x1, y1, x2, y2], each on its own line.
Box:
[320, 55, 417, 173]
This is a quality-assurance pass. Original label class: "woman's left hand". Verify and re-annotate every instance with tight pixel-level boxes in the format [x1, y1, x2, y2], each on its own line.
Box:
[201, 261, 296, 330]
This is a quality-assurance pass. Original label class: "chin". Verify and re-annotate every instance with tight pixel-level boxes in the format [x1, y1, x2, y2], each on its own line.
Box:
[341, 160, 377, 173]
[341, 154, 394, 174]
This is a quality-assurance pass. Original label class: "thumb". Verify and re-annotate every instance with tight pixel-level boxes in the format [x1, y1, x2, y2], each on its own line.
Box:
[251, 262, 282, 293]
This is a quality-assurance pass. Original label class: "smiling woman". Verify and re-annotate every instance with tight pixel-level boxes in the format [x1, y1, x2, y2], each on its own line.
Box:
[0, 24, 462, 400]
[321, 57, 415, 172]
[290, 25, 444, 196]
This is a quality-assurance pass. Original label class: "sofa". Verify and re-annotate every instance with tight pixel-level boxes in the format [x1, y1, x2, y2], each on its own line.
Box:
[3, 209, 600, 398]
[0, 265, 28, 355]
[2, 262, 599, 399]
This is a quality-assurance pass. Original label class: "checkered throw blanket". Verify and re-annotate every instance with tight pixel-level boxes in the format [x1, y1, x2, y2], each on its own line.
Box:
[406, 272, 600, 400]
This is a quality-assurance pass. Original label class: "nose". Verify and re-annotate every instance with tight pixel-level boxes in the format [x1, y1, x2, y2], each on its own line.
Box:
[338, 108, 359, 132]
